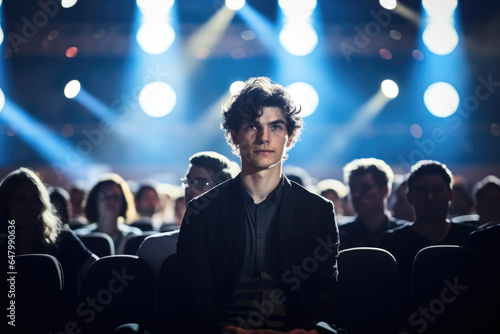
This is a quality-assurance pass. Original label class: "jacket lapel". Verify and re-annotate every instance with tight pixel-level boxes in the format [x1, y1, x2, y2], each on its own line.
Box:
[228, 176, 246, 285]
[278, 176, 295, 269]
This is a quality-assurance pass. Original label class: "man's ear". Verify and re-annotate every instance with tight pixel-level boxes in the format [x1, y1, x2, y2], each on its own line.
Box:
[382, 186, 390, 199]
[286, 131, 295, 148]
[231, 130, 238, 145]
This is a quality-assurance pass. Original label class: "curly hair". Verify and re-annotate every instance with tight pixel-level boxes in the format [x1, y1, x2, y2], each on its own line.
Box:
[221, 77, 303, 157]
[343, 158, 395, 193]
[406, 160, 453, 194]
[0, 167, 61, 250]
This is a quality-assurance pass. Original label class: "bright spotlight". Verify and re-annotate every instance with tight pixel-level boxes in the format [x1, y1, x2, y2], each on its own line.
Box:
[136, 20, 175, 55]
[229, 81, 245, 96]
[139, 81, 177, 117]
[225, 0, 245, 11]
[286, 82, 319, 118]
[422, 22, 459, 55]
[279, 23, 318, 56]
[279, 0, 317, 19]
[0, 27, 4, 46]
[422, 0, 457, 19]
[136, 0, 175, 17]
[381, 80, 399, 99]
[61, 0, 78, 8]
[64, 80, 81, 99]
[0, 88, 5, 112]
[424, 82, 460, 118]
[379, 0, 397, 10]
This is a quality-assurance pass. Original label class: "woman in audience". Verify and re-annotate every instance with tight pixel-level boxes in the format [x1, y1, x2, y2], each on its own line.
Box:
[0, 167, 98, 302]
[78, 173, 141, 254]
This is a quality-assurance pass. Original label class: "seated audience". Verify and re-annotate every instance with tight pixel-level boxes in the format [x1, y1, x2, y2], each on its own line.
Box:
[473, 175, 500, 226]
[77, 173, 141, 254]
[137, 151, 240, 280]
[49, 186, 71, 226]
[388, 174, 414, 222]
[339, 158, 408, 250]
[0, 168, 97, 302]
[448, 176, 476, 218]
[68, 181, 88, 228]
[379, 160, 477, 314]
[316, 178, 348, 218]
[130, 181, 164, 231]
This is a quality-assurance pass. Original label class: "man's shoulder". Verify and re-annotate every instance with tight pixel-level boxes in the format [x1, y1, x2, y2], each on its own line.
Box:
[288, 179, 331, 207]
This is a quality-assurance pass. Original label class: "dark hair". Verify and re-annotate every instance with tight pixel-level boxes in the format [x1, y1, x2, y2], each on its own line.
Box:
[49, 186, 71, 225]
[221, 77, 303, 156]
[407, 160, 453, 193]
[189, 151, 240, 183]
[84, 173, 136, 223]
[343, 158, 394, 193]
[135, 184, 159, 202]
[473, 175, 500, 204]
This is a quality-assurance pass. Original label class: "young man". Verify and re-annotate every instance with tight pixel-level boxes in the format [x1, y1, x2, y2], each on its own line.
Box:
[379, 160, 476, 314]
[136, 151, 239, 280]
[176, 77, 342, 334]
[339, 158, 407, 250]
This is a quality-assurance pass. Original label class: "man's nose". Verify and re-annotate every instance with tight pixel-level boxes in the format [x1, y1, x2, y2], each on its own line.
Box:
[257, 128, 270, 142]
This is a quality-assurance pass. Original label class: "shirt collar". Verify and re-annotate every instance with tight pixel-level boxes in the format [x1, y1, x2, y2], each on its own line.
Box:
[239, 175, 285, 205]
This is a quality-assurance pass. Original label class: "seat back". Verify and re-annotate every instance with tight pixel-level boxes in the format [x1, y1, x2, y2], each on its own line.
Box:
[123, 231, 157, 255]
[337, 247, 405, 334]
[81, 255, 155, 334]
[79, 232, 115, 257]
[412, 245, 487, 333]
[155, 253, 178, 332]
[13, 254, 65, 333]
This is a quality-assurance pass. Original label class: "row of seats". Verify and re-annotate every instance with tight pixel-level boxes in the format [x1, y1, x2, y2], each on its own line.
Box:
[77, 232, 159, 257]
[7, 246, 499, 334]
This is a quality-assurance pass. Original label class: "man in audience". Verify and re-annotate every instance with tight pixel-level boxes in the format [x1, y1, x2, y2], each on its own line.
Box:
[339, 158, 407, 250]
[176, 77, 343, 334]
[379, 160, 477, 313]
[316, 179, 348, 220]
[473, 175, 500, 226]
[136, 151, 239, 279]
[130, 182, 163, 231]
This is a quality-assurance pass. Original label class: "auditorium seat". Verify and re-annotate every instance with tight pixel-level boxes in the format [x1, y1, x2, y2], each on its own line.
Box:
[123, 231, 158, 255]
[337, 247, 405, 334]
[78, 232, 115, 257]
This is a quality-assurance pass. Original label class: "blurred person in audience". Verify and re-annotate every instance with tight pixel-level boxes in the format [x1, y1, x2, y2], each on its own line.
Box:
[49, 186, 71, 226]
[448, 176, 478, 223]
[283, 165, 314, 189]
[339, 158, 408, 250]
[316, 178, 348, 218]
[77, 173, 141, 254]
[379, 160, 477, 314]
[388, 174, 414, 222]
[137, 151, 239, 280]
[173, 195, 186, 226]
[69, 181, 88, 228]
[130, 181, 164, 231]
[0, 168, 98, 302]
[473, 175, 500, 226]
[176, 77, 343, 333]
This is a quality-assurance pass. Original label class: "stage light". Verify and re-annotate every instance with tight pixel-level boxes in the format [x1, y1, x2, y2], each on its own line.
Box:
[225, 0, 245, 11]
[139, 81, 176, 117]
[0, 88, 5, 111]
[379, 0, 397, 10]
[0, 27, 4, 46]
[137, 0, 174, 17]
[136, 20, 175, 55]
[279, 22, 318, 56]
[61, 0, 78, 9]
[286, 82, 319, 118]
[64, 80, 81, 99]
[381, 79, 399, 98]
[422, 22, 459, 55]
[424, 82, 459, 118]
[279, 0, 317, 19]
[422, 0, 457, 19]
[229, 81, 245, 96]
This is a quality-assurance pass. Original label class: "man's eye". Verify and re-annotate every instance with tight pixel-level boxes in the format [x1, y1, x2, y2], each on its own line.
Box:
[271, 124, 283, 130]
[247, 125, 257, 130]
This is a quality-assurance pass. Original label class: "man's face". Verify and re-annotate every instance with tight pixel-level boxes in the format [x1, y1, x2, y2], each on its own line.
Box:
[137, 189, 159, 217]
[408, 174, 453, 222]
[184, 165, 216, 204]
[231, 106, 294, 173]
[349, 172, 388, 217]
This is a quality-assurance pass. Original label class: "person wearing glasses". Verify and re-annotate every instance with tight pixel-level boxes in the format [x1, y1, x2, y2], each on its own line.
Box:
[136, 151, 240, 280]
[76, 173, 141, 254]
[176, 77, 344, 334]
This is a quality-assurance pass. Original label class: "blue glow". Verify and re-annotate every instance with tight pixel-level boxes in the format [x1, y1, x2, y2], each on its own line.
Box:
[237, 4, 278, 52]
[74, 89, 120, 123]
[0, 99, 85, 168]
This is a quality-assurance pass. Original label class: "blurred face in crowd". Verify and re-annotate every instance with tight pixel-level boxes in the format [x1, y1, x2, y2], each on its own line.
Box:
[349, 172, 388, 217]
[97, 184, 123, 221]
[137, 189, 159, 217]
[9, 182, 43, 229]
[408, 174, 454, 222]
[183, 165, 217, 204]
